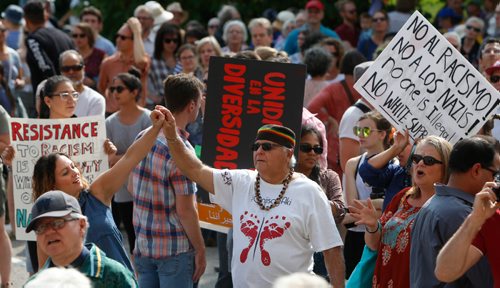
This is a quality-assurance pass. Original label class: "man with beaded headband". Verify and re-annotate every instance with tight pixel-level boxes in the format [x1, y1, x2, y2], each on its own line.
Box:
[158, 105, 345, 288]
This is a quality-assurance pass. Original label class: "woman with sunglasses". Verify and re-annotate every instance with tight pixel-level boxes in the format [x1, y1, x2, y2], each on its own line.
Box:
[342, 111, 392, 278]
[357, 10, 389, 60]
[148, 23, 182, 109]
[295, 125, 346, 279]
[350, 135, 452, 288]
[105, 68, 151, 256]
[71, 23, 105, 89]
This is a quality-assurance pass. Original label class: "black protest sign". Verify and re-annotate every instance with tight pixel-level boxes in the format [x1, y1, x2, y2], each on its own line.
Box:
[202, 57, 306, 170]
[354, 11, 500, 144]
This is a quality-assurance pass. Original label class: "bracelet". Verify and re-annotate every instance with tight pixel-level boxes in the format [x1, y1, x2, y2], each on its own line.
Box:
[366, 221, 381, 234]
[166, 136, 180, 142]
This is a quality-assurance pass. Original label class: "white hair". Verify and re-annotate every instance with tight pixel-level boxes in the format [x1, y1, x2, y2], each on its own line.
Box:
[273, 272, 330, 288]
[24, 267, 92, 288]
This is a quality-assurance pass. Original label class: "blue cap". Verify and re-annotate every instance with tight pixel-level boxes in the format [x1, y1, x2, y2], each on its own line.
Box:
[26, 190, 82, 233]
[2, 5, 23, 25]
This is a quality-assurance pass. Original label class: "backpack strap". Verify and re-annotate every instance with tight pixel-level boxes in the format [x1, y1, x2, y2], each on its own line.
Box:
[341, 79, 355, 105]
[354, 101, 371, 113]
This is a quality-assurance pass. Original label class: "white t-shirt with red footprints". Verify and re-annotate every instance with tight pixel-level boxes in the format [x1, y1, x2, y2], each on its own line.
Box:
[213, 169, 343, 288]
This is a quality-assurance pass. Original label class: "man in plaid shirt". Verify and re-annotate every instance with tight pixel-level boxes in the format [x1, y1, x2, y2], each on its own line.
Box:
[131, 74, 206, 287]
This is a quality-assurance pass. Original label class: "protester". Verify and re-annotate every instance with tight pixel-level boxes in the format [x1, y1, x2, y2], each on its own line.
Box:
[156, 105, 345, 287]
[411, 136, 498, 287]
[71, 23, 106, 90]
[167, 2, 188, 27]
[357, 10, 389, 61]
[461, 17, 484, 69]
[177, 44, 203, 80]
[303, 47, 332, 107]
[80, 6, 116, 56]
[307, 50, 367, 176]
[478, 38, 500, 75]
[1, 5, 23, 50]
[485, 60, 500, 141]
[294, 124, 346, 279]
[134, 4, 156, 56]
[147, 23, 181, 108]
[196, 36, 222, 80]
[343, 112, 392, 278]
[207, 17, 220, 37]
[23, 0, 74, 111]
[130, 74, 206, 287]
[335, 0, 360, 48]
[24, 267, 91, 288]
[27, 104, 167, 272]
[221, 20, 248, 55]
[106, 69, 151, 254]
[350, 135, 452, 287]
[98, 17, 149, 115]
[24, 191, 137, 287]
[0, 105, 12, 288]
[318, 38, 345, 83]
[248, 17, 274, 48]
[59, 50, 105, 117]
[284, 0, 340, 55]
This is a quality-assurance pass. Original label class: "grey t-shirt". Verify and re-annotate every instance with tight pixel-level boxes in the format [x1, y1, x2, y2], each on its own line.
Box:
[105, 108, 151, 202]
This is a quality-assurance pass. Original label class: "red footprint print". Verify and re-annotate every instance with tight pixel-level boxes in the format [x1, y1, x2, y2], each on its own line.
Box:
[258, 216, 291, 266]
[239, 211, 260, 263]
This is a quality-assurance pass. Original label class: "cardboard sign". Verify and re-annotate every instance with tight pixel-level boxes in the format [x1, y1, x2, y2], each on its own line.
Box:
[198, 203, 232, 233]
[354, 11, 500, 144]
[200, 57, 306, 231]
[8, 116, 109, 240]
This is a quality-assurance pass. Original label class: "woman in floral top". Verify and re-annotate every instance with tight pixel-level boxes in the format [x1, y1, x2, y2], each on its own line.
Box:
[350, 135, 452, 287]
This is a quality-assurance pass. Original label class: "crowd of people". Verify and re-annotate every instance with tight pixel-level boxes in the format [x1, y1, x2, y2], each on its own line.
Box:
[0, 0, 500, 287]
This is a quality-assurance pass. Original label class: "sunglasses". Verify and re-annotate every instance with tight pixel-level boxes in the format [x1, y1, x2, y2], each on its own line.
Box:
[411, 154, 443, 166]
[251, 142, 282, 151]
[61, 64, 84, 73]
[109, 86, 127, 93]
[482, 166, 500, 178]
[466, 25, 481, 33]
[353, 126, 381, 137]
[164, 38, 179, 44]
[51, 91, 79, 101]
[34, 217, 78, 235]
[299, 144, 323, 154]
[116, 34, 133, 41]
[71, 33, 86, 39]
[372, 17, 386, 23]
[491, 75, 500, 84]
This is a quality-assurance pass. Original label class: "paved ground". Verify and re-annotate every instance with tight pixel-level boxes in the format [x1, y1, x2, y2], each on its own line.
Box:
[7, 224, 219, 287]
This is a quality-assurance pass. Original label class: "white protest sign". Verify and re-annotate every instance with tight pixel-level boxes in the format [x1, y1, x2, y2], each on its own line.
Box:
[354, 11, 500, 144]
[8, 116, 109, 240]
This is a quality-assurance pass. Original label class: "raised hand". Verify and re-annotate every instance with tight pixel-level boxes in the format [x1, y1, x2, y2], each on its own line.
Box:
[127, 17, 142, 36]
[469, 186, 500, 227]
[150, 108, 165, 129]
[155, 105, 178, 140]
[349, 199, 379, 228]
[1, 144, 15, 166]
[393, 129, 410, 153]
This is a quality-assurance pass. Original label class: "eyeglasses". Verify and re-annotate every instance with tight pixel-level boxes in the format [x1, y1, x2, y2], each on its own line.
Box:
[372, 17, 386, 23]
[51, 91, 79, 101]
[181, 55, 195, 61]
[490, 75, 500, 84]
[34, 217, 78, 235]
[109, 86, 127, 93]
[353, 126, 381, 137]
[466, 25, 481, 33]
[482, 166, 500, 178]
[164, 38, 179, 44]
[299, 144, 323, 154]
[71, 33, 86, 39]
[411, 154, 443, 166]
[251, 142, 282, 151]
[116, 34, 133, 41]
[60, 64, 84, 73]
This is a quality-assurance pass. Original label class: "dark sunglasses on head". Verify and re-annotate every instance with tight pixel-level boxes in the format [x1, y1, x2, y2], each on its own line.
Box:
[466, 25, 481, 33]
[491, 75, 500, 84]
[299, 144, 323, 154]
[71, 33, 86, 39]
[353, 126, 381, 137]
[164, 38, 179, 44]
[116, 34, 133, 41]
[251, 142, 281, 151]
[372, 17, 386, 23]
[109, 85, 127, 93]
[411, 154, 443, 166]
[61, 64, 84, 73]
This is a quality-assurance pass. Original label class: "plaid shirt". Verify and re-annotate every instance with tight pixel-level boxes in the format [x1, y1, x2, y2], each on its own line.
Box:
[148, 58, 182, 103]
[131, 129, 196, 259]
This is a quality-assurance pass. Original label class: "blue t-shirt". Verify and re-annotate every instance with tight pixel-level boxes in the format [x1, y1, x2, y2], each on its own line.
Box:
[78, 190, 133, 271]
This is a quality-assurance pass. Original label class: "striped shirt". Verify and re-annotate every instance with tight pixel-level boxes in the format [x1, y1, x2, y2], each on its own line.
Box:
[131, 129, 196, 258]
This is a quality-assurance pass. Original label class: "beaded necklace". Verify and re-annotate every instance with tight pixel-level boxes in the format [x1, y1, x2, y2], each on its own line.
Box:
[254, 168, 294, 211]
